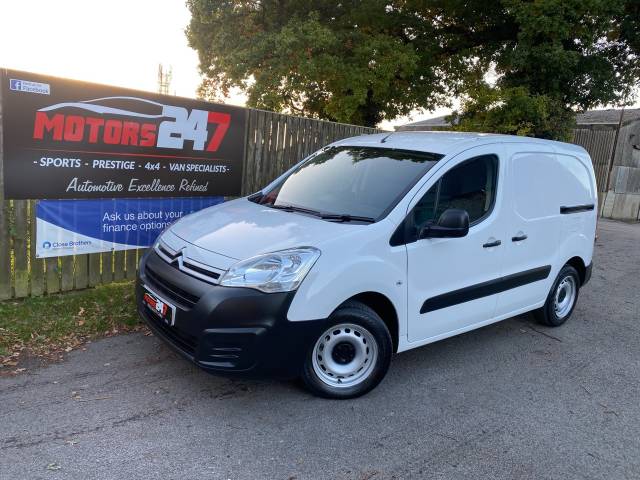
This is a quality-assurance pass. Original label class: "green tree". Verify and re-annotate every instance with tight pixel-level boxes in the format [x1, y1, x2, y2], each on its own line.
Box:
[449, 0, 640, 139]
[187, 1, 640, 136]
[186, 1, 456, 126]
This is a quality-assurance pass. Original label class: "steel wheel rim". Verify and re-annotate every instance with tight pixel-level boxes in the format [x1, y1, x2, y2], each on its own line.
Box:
[554, 275, 576, 319]
[312, 323, 378, 388]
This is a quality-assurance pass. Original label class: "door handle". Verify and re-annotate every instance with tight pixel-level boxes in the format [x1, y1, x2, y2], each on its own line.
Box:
[482, 240, 501, 248]
[512, 234, 528, 242]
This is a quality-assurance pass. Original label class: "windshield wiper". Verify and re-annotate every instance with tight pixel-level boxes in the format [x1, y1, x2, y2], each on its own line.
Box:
[268, 203, 324, 216]
[320, 213, 376, 223]
[268, 203, 375, 223]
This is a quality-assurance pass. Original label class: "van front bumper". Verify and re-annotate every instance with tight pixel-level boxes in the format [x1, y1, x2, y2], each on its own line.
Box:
[136, 249, 326, 378]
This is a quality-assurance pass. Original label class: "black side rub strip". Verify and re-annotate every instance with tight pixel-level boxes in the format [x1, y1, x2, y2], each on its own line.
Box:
[560, 204, 594, 214]
[420, 266, 551, 314]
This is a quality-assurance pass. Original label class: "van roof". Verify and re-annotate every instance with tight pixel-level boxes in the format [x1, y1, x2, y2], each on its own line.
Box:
[333, 131, 588, 157]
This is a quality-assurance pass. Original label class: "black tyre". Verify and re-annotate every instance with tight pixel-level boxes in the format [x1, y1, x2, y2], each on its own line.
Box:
[301, 301, 393, 399]
[534, 264, 580, 327]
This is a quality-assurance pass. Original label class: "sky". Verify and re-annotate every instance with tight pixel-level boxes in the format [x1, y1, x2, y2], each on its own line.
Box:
[0, 0, 441, 129]
[0, 0, 636, 131]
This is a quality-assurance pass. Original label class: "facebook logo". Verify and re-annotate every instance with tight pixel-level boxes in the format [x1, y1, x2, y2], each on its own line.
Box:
[9, 78, 50, 95]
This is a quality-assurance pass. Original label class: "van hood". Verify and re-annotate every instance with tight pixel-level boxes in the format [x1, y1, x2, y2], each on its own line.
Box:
[169, 198, 358, 261]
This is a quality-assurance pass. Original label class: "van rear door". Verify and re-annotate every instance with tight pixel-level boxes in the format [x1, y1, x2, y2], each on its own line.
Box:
[495, 147, 594, 317]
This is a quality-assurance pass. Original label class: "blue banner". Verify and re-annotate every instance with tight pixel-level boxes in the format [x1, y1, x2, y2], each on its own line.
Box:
[36, 197, 224, 257]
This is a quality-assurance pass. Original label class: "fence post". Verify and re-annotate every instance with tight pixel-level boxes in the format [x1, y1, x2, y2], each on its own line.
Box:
[30, 200, 46, 296]
[0, 74, 12, 300]
[12, 200, 29, 298]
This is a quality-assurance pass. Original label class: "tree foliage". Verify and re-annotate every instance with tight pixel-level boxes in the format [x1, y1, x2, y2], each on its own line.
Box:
[187, 0, 640, 136]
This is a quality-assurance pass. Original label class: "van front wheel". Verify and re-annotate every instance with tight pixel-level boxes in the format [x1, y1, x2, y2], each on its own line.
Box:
[301, 301, 392, 399]
[534, 264, 580, 327]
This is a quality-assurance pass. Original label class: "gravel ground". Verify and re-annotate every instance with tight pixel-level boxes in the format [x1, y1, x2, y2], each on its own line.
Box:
[1, 219, 639, 480]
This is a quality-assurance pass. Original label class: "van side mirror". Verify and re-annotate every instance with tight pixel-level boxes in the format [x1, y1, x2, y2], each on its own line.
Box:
[419, 209, 469, 239]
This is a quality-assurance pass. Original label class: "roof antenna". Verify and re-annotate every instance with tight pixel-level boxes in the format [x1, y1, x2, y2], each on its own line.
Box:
[380, 132, 394, 143]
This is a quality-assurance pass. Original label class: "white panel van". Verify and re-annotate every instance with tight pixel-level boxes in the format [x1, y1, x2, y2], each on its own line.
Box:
[137, 132, 597, 399]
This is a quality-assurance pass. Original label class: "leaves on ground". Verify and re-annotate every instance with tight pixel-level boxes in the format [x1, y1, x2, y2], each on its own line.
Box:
[0, 281, 146, 375]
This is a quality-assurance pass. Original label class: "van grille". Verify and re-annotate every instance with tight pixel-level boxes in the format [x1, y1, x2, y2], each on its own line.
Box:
[144, 264, 200, 308]
[155, 241, 223, 284]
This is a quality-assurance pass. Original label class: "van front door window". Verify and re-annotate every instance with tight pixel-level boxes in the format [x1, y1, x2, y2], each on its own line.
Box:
[413, 155, 499, 228]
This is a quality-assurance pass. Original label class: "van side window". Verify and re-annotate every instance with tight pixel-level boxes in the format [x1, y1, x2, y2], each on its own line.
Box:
[412, 155, 498, 229]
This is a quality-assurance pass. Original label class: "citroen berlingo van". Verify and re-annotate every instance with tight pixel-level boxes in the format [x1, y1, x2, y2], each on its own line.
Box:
[137, 132, 596, 399]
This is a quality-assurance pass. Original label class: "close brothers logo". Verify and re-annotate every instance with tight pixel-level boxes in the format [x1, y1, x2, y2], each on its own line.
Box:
[31, 96, 231, 152]
[42, 240, 92, 249]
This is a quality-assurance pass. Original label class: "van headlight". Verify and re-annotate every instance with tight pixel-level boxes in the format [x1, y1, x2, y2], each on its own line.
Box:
[219, 247, 321, 293]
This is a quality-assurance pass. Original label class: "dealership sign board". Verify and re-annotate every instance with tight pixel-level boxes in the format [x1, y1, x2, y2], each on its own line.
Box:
[36, 197, 224, 258]
[1, 69, 247, 199]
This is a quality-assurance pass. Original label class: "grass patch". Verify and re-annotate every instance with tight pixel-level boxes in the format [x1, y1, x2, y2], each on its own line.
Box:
[0, 281, 143, 371]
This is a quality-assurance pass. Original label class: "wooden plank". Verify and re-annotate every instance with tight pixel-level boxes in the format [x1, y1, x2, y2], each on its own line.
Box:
[287, 116, 300, 168]
[75, 254, 89, 290]
[267, 113, 279, 182]
[113, 250, 126, 282]
[13, 200, 29, 298]
[102, 251, 114, 284]
[29, 200, 45, 296]
[275, 114, 287, 178]
[0, 80, 11, 300]
[294, 117, 306, 165]
[45, 257, 60, 294]
[307, 118, 316, 156]
[0, 197, 10, 300]
[242, 110, 257, 195]
[311, 118, 321, 151]
[88, 252, 102, 286]
[301, 118, 312, 158]
[124, 248, 137, 280]
[251, 109, 261, 192]
[281, 114, 292, 171]
[320, 120, 331, 147]
[266, 112, 279, 183]
[253, 111, 266, 192]
[290, 116, 301, 167]
[60, 254, 74, 291]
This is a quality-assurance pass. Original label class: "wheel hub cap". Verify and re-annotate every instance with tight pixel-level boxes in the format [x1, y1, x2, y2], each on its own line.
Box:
[554, 275, 576, 319]
[312, 323, 378, 388]
[332, 341, 356, 364]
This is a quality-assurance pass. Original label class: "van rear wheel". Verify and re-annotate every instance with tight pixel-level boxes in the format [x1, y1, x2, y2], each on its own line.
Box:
[534, 264, 580, 327]
[301, 301, 392, 399]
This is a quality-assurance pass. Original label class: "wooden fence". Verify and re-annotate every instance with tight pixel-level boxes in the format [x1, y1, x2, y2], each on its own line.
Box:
[5, 106, 622, 301]
[0, 108, 382, 300]
[572, 126, 617, 196]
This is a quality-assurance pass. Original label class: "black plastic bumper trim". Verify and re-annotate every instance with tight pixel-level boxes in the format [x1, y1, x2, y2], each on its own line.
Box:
[583, 261, 593, 286]
[137, 249, 327, 378]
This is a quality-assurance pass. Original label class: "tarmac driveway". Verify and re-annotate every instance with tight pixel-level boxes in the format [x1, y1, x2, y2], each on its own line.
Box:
[1, 219, 639, 480]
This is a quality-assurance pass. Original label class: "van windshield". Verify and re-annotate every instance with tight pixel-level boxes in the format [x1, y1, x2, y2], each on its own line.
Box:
[253, 146, 442, 222]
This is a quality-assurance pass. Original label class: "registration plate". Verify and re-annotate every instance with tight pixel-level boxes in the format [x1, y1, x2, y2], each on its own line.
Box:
[143, 287, 176, 326]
